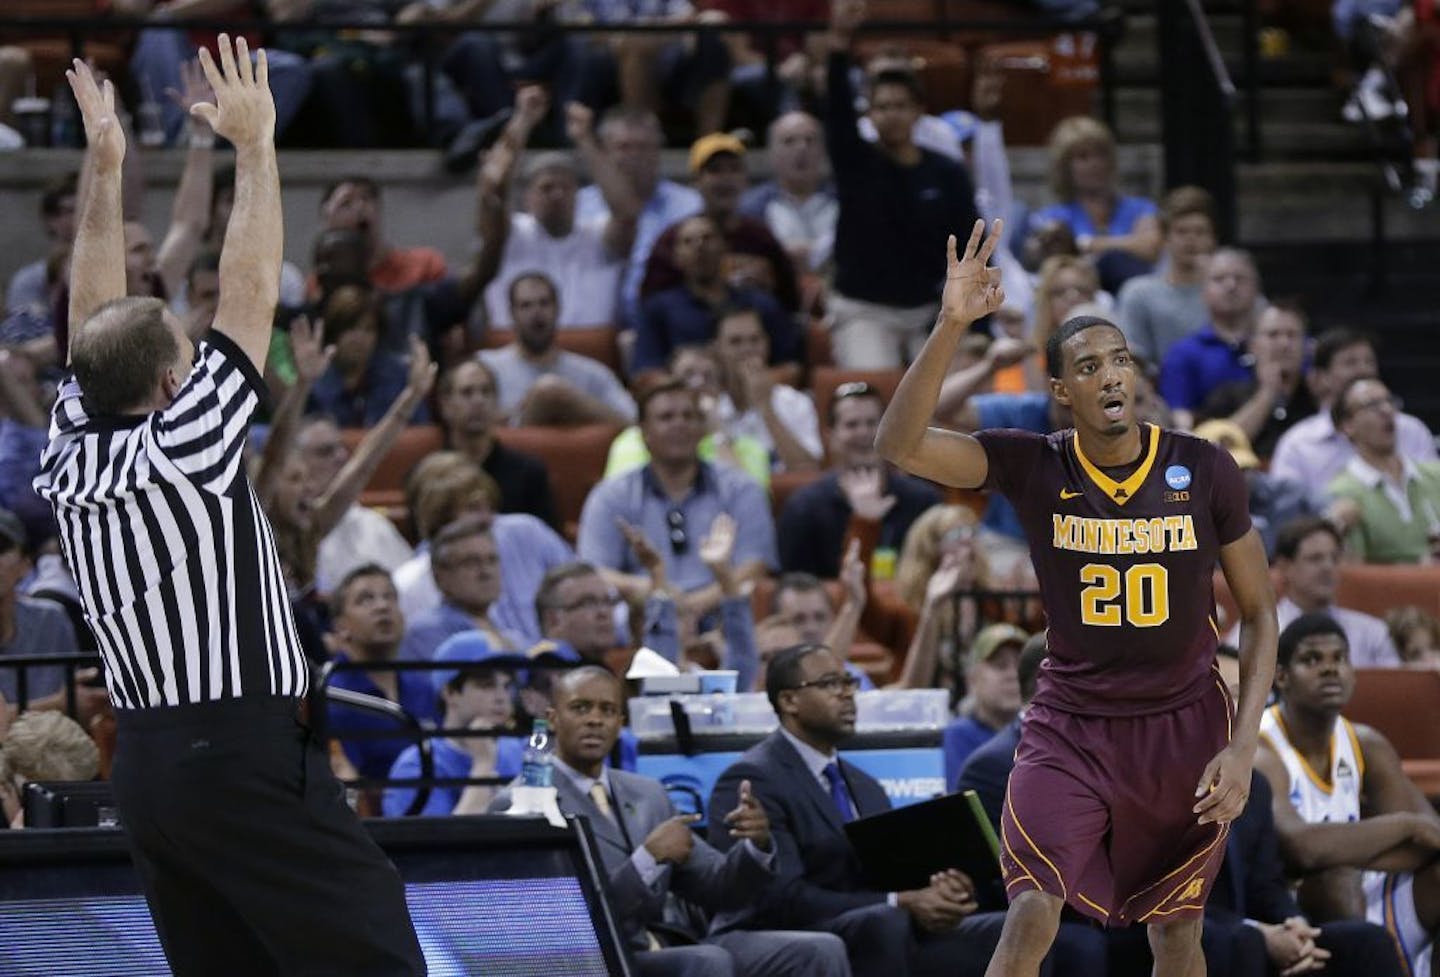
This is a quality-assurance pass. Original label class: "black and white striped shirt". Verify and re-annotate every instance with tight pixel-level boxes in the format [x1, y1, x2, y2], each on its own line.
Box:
[33, 331, 309, 709]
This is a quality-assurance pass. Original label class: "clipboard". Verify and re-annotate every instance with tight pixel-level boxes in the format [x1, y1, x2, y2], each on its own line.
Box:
[843, 790, 1003, 892]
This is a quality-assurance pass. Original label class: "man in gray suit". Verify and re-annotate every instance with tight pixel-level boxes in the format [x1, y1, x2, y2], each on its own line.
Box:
[496, 666, 850, 977]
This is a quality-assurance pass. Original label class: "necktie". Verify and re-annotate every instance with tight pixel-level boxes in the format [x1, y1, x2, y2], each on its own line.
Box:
[588, 782, 616, 824]
[823, 761, 856, 823]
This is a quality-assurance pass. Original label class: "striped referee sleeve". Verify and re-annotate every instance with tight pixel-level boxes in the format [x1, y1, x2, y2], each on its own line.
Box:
[151, 331, 269, 493]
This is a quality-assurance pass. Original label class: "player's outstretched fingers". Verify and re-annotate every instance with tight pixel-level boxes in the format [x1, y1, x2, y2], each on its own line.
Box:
[977, 218, 1005, 263]
[217, 33, 239, 84]
[962, 218, 985, 260]
[946, 233, 958, 270]
[255, 48, 269, 91]
[196, 45, 223, 93]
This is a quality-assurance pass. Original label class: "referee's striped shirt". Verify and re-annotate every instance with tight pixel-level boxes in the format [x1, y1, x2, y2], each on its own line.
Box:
[32, 331, 309, 709]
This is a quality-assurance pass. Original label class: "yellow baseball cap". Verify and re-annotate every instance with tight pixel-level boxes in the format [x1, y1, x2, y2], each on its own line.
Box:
[1193, 419, 1261, 471]
[689, 132, 746, 172]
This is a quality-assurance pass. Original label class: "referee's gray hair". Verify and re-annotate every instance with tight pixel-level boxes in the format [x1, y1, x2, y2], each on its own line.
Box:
[71, 296, 177, 415]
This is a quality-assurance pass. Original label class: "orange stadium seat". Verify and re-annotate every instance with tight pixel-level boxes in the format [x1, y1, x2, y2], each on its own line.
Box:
[1343, 668, 1440, 798]
[749, 577, 897, 683]
[493, 423, 622, 540]
[769, 469, 824, 521]
[339, 424, 443, 504]
[973, 37, 1099, 145]
[1335, 564, 1440, 619]
[0, 1, 129, 101]
[480, 326, 622, 374]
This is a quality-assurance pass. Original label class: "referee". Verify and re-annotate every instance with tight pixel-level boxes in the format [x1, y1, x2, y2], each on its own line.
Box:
[33, 41, 425, 977]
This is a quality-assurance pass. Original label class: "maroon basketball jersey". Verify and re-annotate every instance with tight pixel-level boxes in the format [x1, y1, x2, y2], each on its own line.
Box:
[977, 424, 1251, 716]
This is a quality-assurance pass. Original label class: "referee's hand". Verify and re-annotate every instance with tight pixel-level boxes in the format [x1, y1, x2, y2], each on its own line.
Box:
[191, 34, 276, 148]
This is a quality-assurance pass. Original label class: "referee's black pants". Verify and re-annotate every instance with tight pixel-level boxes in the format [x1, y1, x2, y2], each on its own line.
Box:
[111, 695, 426, 977]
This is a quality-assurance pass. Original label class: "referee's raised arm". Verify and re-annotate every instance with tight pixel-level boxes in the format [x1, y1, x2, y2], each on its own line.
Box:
[65, 60, 128, 355]
[191, 35, 282, 373]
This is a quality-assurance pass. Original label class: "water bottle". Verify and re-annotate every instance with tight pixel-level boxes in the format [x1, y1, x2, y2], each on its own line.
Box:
[521, 718, 555, 788]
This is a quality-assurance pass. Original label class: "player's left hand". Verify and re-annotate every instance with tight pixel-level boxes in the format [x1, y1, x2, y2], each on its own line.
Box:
[1194, 741, 1254, 824]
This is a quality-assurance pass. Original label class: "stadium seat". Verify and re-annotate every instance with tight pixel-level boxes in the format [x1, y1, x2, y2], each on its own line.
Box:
[339, 424, 443, 503]
[0, 1, 129, 103]
[493, 423, 623, 540]
[479, 326, 622, 374]
[973, 37, 1100, 146]
[1344, 668, 1440, 798]
[1336, 564, 1440, 620]
[749, 577, 897, 683]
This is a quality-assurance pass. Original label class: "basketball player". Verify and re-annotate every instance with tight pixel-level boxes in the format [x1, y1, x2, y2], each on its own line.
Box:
[1259, 612, 1440, 976]
[876, 219, 1278, 977]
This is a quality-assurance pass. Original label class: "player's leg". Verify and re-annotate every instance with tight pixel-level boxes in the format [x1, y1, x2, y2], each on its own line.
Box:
[983, 890, 1065, 977]
[1146, 916, 1205, 977]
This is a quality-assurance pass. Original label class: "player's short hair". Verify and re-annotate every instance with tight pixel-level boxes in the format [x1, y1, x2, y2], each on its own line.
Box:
[1158, 185, 1215, 233]
[535, 561, 604, 626]
[71, 296, 178, 415]
[771, 572, 831, 614]
[507, 270, 559, 311]
[1277, 612, 1348, 669]
[330, 562, 394, 618]
[1273, 516, 1342, 562]
[765, 643, 831, 712]
[1312, 326, 1378, 372]
[869, 67, 925, 106]
[2, 710, 98, 783]
[1045, 315, 1120, 379]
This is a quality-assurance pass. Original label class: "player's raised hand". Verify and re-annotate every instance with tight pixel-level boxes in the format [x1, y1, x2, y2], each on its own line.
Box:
[941, 219, 1005, 327]
[191, 34, 275, 148]
[1193, 741, 1254, 824]
[66, 59, 125, 169]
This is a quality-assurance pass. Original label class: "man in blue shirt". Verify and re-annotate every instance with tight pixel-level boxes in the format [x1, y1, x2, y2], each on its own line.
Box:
[577, 107, 702, 332]
[1158, 248, 1263, 427]
[942, 624, 1029, 789]
[578, 377, 777, 619]
[633, 215, 800, 377]
[383, 632, 527, 817]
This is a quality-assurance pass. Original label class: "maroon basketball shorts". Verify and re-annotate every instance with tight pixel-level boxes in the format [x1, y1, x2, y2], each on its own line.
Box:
[999, 674, 1235, 926]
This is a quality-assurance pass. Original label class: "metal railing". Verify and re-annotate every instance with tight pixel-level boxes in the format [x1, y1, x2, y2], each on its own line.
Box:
[1156, 0, 1238, 242]
[0, 9, 1128, 142]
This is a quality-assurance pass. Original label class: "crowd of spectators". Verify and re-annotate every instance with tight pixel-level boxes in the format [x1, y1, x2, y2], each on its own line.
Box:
[1, 2, 1440, 974]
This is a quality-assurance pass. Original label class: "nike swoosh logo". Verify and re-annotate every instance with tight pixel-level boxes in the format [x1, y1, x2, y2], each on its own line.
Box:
[1059, 489, 1083, 500]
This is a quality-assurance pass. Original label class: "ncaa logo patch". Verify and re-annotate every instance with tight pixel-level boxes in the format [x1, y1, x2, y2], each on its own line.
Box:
[1165, 465, 1192, 490]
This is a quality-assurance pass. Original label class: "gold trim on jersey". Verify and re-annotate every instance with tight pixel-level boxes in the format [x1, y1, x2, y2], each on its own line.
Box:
[1268, 705, 1336, 795]
[1071, 423, 1161, 506]
[1343, 718, 1367, 780]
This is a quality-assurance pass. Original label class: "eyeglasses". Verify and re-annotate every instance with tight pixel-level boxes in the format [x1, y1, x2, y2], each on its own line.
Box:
[440, 554, 499, 573]
[667, 508, 688, 555]
[787, 673, 863, 696]
[557, 595, 620, 613]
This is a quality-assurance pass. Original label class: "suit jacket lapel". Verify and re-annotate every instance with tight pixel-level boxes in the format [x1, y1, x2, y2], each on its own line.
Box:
[556, 772, 630, 858]
[770, 733, 847, 834]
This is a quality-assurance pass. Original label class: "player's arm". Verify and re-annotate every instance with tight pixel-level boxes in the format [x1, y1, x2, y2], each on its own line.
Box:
[193, 35, 281, 372]
[1195, 527, 1277, 824]
[65, 60, 128, 359]
[875, 220, 1004, 488]
[1257, 742, 1437, 874]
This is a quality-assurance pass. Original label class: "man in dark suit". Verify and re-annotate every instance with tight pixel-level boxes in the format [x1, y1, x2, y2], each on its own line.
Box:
[495, 666, 849, 977]
[706, 643, 1011, 977]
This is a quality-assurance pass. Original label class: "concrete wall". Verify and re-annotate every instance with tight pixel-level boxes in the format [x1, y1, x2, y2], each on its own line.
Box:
[0, 145, 1165, 294]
